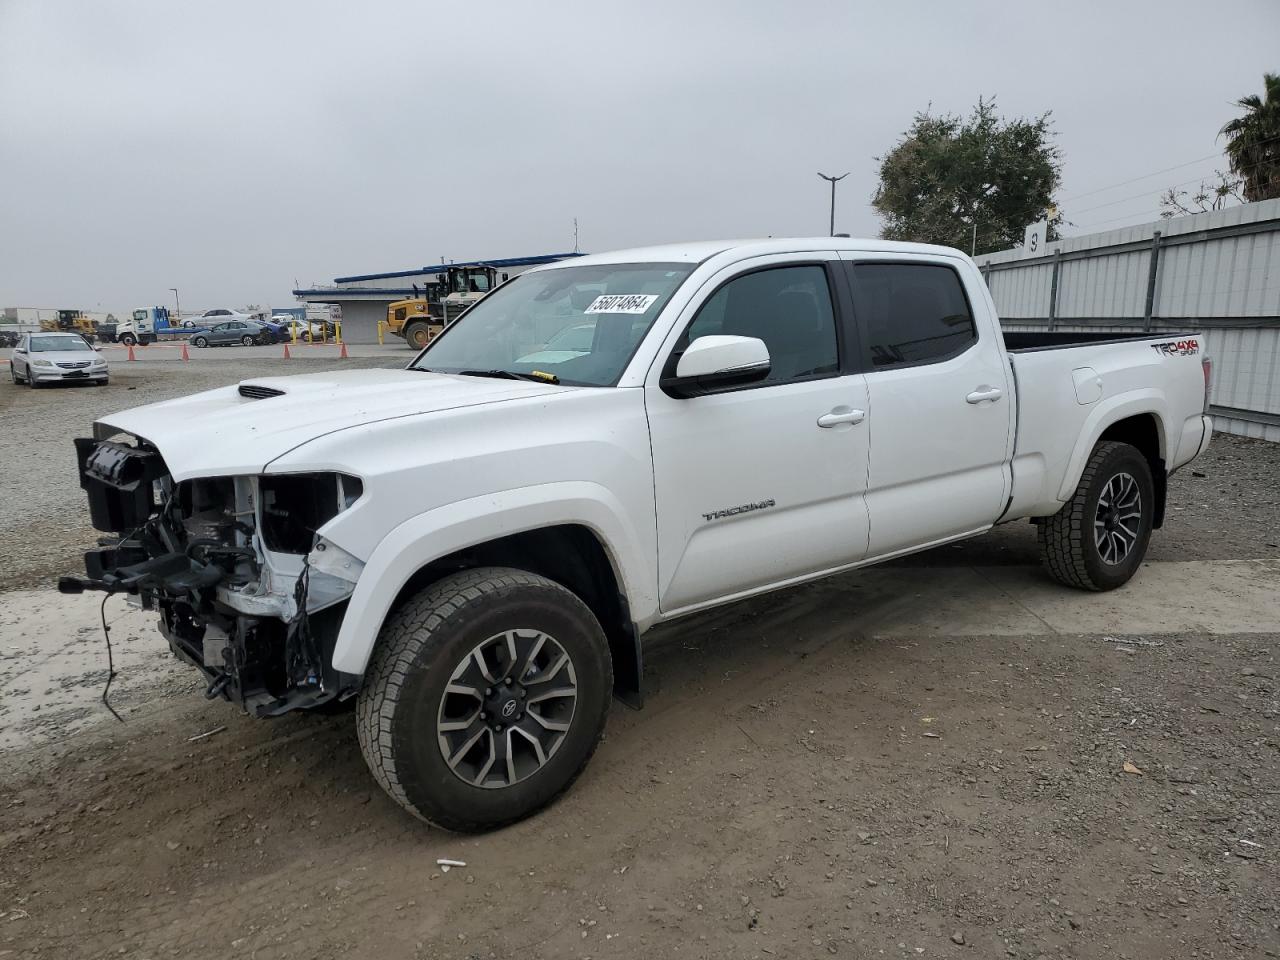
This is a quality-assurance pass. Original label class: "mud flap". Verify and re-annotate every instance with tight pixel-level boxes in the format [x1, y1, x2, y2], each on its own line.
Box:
[609, 621, 643, 710]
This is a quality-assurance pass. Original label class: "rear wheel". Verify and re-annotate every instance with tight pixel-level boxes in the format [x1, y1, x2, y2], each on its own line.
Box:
[1038, 440, 1155, 591]
[241, 335, 254, 346]
[356, 567, 613, 831]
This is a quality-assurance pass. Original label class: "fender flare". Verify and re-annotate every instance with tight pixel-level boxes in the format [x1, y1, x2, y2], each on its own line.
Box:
[1055, 390, 1170, 502]
[328, 481, 656, 676]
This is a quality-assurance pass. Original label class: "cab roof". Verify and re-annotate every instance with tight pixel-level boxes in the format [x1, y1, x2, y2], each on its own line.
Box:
[532, 237, 969, 269]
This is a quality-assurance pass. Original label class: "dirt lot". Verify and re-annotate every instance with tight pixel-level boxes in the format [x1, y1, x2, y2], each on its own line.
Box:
[1, 360, 1278, 960]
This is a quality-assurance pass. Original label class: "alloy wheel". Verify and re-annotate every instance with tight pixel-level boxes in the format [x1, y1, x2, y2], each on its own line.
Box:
[1094, 471, 1142, 565]
[437, 628, 578, 789]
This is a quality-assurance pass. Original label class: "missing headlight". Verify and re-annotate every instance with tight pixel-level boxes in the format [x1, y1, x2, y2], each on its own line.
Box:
[259, 473, 363, 554]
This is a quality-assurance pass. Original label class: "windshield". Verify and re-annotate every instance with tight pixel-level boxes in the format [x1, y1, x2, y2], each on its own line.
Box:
[30, 335, 91, 352]
[410, 262, 694, 386]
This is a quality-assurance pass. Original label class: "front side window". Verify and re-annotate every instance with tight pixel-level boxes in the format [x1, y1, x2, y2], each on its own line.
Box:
[676, 264, 839, 384]
[849, 263, 976, 368]
[411, 262, 695, 386]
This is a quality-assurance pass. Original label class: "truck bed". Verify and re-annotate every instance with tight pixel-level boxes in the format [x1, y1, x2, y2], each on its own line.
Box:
[1000, 329, 1209, 522]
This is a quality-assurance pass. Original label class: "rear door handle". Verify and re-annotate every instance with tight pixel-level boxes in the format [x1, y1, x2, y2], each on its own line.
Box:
[966, 386, 1003, 404]
[817, 408, 866, 428]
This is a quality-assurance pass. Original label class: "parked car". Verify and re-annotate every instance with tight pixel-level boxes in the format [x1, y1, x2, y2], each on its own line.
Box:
[183, 308, 252, 329]
[274, 317, 336, 342]
[189, 320, 270, 347]
[256, 320, 287, 344]
[10, 331, 108, 387]
[61, 238, 1213, 831]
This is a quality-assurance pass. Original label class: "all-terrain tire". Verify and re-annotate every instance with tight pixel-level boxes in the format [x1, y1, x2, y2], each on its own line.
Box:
[1038, 440, 1155, 591]
[356, 566, 613, 831]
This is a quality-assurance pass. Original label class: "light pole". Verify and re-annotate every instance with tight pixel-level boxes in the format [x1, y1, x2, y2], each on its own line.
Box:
[169, 287, 180, 323]
[817, 171, 849, 237]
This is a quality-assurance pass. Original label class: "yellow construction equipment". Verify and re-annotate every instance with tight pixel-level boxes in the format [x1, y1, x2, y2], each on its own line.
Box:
[40, 309, 97, 342]
[386, 265, 498, 349]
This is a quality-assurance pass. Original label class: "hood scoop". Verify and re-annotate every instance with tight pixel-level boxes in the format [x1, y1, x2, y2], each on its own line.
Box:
[239, 383, 285, 400]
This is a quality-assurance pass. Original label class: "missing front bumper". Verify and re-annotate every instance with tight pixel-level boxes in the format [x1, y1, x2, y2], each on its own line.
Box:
[64, 435, 364, 716]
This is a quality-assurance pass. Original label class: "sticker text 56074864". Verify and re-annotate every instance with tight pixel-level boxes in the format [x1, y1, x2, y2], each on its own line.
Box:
[584, 294, 659, 315]
[1150, 338, 1199, 357]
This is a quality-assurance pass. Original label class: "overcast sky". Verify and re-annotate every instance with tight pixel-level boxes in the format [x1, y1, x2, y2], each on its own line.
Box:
[2, 0, 1276, 313]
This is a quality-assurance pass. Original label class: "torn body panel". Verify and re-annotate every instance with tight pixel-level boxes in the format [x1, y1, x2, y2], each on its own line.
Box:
[63, 435, 365, 716]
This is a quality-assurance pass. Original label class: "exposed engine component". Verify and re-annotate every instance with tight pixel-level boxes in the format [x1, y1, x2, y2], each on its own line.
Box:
[61, 435, 365, 716]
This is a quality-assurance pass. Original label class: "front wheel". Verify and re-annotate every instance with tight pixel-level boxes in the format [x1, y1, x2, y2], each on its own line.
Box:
[1038, 440, 1155, 591]
[121, 334, 136, 346]
[404, 321, 432, 349]
[193, 336, 208, 348]
[356, 567, 613, 831]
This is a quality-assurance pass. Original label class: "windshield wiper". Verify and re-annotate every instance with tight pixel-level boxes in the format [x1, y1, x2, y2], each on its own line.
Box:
[457, 369, 560, 385]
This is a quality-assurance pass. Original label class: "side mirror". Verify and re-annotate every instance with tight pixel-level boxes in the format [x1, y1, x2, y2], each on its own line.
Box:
[661, 335, 770, 398]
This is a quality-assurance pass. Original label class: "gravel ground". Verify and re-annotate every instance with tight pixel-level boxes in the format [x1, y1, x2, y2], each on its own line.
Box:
[0, 357, 403, 590]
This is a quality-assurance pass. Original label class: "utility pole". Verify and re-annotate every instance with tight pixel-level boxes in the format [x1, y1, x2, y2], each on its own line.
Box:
[168, 287, 180, 323]
[573, 217, 580, 254]
[816, 172, 849, 237]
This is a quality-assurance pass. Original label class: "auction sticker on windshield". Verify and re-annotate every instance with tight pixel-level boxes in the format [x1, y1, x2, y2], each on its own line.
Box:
[584, 294, 659, 315]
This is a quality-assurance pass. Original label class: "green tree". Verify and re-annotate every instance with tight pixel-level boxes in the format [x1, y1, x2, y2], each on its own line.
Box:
[872, 98, 1063, 255]
[1221, 72, 1280, 202]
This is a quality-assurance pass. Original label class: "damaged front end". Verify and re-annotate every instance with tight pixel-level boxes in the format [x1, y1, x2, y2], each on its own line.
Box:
[60, 433, 365, 716]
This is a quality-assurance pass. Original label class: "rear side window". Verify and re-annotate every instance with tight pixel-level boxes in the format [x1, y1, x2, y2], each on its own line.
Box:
[849, 263, 976, 368]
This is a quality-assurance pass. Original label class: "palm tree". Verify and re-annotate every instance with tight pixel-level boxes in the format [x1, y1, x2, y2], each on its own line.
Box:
[1221, 72, 1280, 202]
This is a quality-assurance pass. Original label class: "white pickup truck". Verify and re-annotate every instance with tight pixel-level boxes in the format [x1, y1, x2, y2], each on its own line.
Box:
[63, 238, 1212, 830]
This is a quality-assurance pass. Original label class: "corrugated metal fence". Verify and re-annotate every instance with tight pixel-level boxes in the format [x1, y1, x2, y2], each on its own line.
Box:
[975, 198, 1280, 441]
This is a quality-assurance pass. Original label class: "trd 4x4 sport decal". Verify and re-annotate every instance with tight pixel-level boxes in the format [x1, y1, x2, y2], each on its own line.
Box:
[1150, 338, 1199, 357]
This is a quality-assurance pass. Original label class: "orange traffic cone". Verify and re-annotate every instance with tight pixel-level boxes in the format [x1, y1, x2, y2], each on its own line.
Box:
[338, 341, 349, 359]
[180, 342, 190, 361]
[282, 342, 291, 359]
[127, 343, 137, 361]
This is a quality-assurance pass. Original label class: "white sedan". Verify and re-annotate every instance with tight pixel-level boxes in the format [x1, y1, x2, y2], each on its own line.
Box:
[9, 332, 108, 387]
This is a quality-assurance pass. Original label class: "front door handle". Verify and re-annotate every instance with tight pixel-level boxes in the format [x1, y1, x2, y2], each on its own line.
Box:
[966, 386, 1003, 404]
[817, 408, 866, 428]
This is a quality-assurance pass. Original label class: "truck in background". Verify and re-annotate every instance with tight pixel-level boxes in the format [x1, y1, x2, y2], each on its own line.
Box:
[97, 306, 171, 345]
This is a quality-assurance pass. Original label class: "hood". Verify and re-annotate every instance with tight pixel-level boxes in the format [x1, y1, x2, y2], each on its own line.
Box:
[95, 368, 571, 481]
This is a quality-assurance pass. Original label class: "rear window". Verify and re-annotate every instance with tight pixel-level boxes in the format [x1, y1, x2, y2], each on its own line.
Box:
[849, 263, 976, 367]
